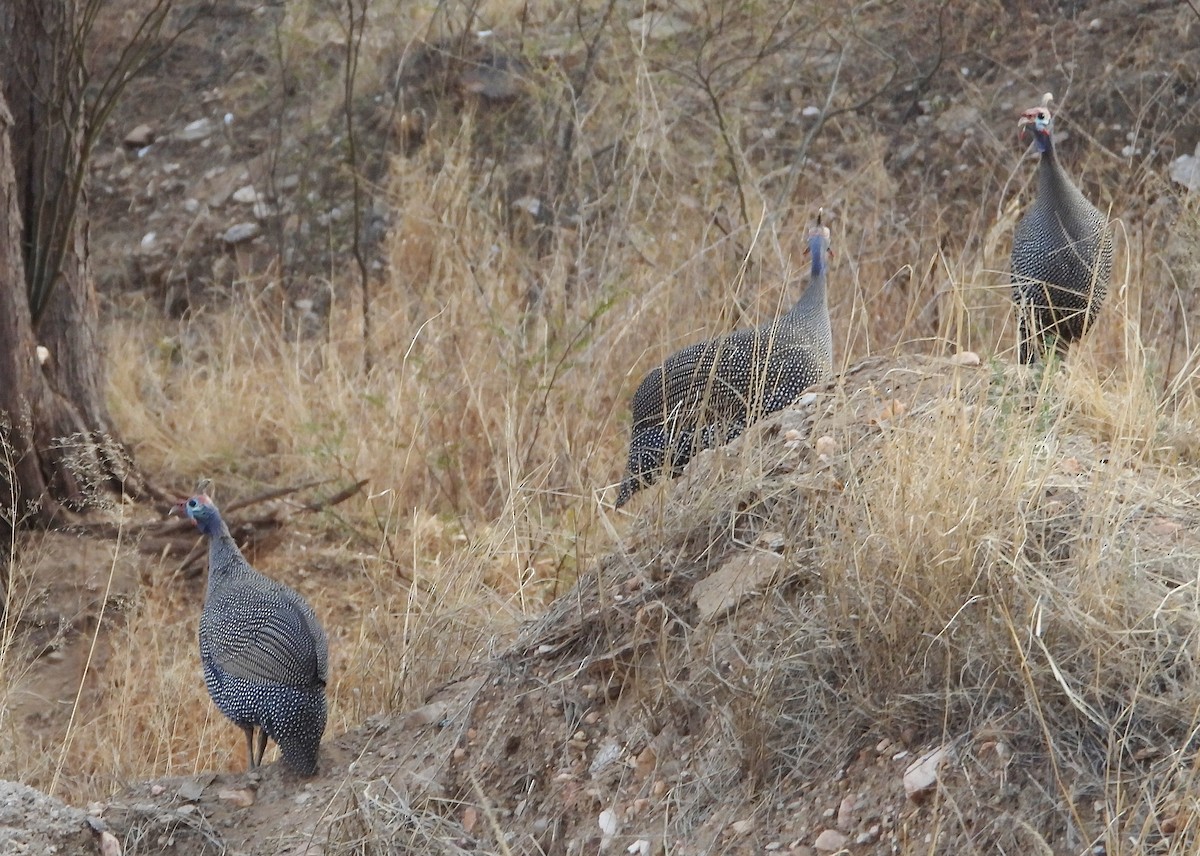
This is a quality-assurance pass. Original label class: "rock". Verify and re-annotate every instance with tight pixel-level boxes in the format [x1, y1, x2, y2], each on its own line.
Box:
[222, 222, 261, 245]
[217, 787, 256, 808]
[627, 12, 692, 40]
[124, 124, 155, 148]
[730, 818, 754, 835]
[599, 808, 618, 839]
[588, 738, 622, 775]
[0, 781, 93, 853]
[692, 551, 784, 622]
[232, 185, 260, 204]
[950, 350, 981, 366]
[1169, 143, 1200, 191]
[176, 778, 209, 801]
[903, 745, 949, 803]
[814, 829, 849, 851]
[634, 745, 657, 779]
[175, 117, 216, 141]
[836, 794, 857, 830]
[856, 824, 881, 845]
[814, 435, 837, 457]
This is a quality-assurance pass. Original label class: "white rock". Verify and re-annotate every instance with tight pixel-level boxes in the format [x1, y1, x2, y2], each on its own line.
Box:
[140, 232, 157, 249]
[802, 105, 821, 117]
[1169, 143, 1200, 191]
[814, 829, 849, 851]
[222, 222, 261, 245]
[627, 12, 692, 40]
[232, 185, 260, 204]
[175, 117, 216, 141]
[903, 745, 949, 802]
[124, 124, 155, 147]
[836, 794, 857, 830]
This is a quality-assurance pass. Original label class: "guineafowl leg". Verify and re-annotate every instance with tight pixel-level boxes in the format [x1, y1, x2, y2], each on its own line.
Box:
[253, 727, 269, 767]
[240, 725, 257, 768]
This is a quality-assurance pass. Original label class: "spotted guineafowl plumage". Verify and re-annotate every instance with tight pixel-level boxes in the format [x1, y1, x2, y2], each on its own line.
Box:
[176, 493, 328, 776]
[1011, 95, 1113, 363]
[616, 218, 834, 508]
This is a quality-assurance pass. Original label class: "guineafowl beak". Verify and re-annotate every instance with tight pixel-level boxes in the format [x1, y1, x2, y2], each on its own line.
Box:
[168, 500, 187, 518]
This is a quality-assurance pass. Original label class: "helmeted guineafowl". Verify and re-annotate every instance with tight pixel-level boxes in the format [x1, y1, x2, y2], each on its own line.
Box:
[1011, 94, 1113, 363]
[615, 215, 834, 508]
[175, 493, 329, 776]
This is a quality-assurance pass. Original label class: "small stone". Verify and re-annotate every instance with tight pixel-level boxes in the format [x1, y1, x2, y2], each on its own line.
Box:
[232, 185, 259, 204]
[814, 829, 848, 851]
[462, 806, 478, 833]
[222, 222, 261, 245]
[873, 398, 906, 424]
[731, 819, 754, 835]
[399, 701, 450, 729]
[512, 196, 542, 217]
[950, 350, 980, 366]
[856, 825, 881, 845]
[599, 808, 618, 837]
[124, 124, 155, 148]
[175, 117, 216, 141]
[99, 829, 122, 856]
[814, 435, 837, 457]
[802, 106, 821, 117]
[904, 745, 949, 802]
[217, 787, 256, 808]
[836, 794, 857, 830]
[176, 779, 207, 801]
[452, 747, 467, 762]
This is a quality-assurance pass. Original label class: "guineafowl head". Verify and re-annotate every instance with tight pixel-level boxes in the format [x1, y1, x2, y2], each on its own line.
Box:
[1018, 94, 1055, 153]
[804, 210, 832, 274]
[174, 493, 224, 537]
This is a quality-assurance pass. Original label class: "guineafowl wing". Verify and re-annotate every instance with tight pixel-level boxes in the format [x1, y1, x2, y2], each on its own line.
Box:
[212, 590, 326, 688]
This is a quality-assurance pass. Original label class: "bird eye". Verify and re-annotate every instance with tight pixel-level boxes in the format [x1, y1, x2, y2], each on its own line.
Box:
[187, 498, 199, 509]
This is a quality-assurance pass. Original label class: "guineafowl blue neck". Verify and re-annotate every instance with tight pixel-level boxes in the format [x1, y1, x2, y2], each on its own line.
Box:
[196, 509, 230, 539]
[792, 237, 828, 317]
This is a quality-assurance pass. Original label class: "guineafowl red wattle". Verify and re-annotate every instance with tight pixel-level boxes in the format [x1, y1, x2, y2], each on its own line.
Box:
[175, 493, 328, 776]
[615, 215, 834, 508]
[1011, 95, 1113, 364]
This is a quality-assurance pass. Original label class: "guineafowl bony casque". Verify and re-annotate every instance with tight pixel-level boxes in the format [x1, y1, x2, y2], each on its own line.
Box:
[615, 215, 835, 507]
[1011, 94, 1113, 363]
[175, 493, 329, 776]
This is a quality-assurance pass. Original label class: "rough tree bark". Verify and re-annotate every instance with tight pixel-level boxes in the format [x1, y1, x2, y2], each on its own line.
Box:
[0, 1, 141, 541]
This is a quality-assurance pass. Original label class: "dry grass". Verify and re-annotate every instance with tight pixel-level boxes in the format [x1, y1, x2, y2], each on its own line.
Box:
[4, 0, 1200, 849]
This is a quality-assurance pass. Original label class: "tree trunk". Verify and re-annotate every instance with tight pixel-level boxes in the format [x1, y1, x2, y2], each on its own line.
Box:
[0, 1, 142, 541]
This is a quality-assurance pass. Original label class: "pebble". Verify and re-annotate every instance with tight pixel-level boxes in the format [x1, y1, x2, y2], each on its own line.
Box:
[232, 185, 260, 204]
[176, 779, 206, 801]
[124, 124, 155, 148]
[730, 818, 754, 835]
[216, 787, 255, 808]
[904, 745, 948, 803]
[814, 829, 848, 851]
[836, 794, 857, 830]
[222, 222, 261, 245]
[176, 117, 216, 141]
[814, 435, 837, 457]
